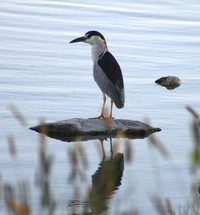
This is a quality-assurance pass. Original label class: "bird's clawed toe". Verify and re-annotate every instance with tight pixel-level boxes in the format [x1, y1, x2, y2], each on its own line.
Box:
[89, 114, 114, 120]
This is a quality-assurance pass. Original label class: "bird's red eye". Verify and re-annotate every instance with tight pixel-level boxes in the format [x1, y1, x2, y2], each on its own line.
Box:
[86, 34, 91, 39]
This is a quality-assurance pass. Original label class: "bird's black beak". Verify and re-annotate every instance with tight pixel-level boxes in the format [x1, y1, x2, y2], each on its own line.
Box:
[69, 36, 86, 43]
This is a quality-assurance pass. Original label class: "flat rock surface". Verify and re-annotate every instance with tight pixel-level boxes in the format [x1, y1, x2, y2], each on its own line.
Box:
[30, 118, 161, 142]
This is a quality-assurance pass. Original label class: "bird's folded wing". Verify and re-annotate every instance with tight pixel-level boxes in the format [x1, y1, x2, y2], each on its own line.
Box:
[98, 51, 124, 91]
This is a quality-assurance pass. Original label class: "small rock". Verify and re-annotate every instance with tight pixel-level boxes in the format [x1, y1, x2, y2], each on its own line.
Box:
[155, 76, 181, 90]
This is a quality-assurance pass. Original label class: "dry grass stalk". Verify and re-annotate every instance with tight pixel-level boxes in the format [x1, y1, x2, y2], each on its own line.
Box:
[4, 183, 31, 215]
[165, 198, 174, 215]
[9, 199, 30, 215]
[8, 104, 28, 127]
[150, 195, 167, 215]
[149, 134, 170, 159]
[7, 134, 17, 159]
[67, 143, 88, 183]
[36, 134, 56, 213]
[187, 106, 200, 169]
[186, 106, 200, 120]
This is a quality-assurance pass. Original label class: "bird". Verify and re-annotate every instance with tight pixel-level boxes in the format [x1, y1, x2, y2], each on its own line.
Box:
[69, 30, 125, 119]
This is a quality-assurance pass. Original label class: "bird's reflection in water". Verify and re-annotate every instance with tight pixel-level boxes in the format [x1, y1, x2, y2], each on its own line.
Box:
[87, 139, 124, 214]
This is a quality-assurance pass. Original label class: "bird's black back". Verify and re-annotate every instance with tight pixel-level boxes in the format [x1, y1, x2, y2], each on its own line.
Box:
[98, 52, 124, 90]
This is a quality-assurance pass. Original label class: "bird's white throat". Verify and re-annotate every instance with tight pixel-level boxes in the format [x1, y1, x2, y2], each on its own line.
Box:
[91, 46, 106, 63]
[91, 40, 107, 63]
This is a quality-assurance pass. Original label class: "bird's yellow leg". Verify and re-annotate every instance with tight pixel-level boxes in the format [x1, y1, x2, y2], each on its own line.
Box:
[90, 94, 106, 119]
[99, 94, 106, 118]
[101, 100, 114, 120]
[108, 100, 114, 119]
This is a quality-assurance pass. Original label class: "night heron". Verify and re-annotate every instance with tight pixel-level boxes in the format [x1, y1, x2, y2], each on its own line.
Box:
[69, 30, 125, 119]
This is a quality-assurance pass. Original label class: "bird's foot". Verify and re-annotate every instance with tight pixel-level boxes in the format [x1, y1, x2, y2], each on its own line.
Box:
[89, 115, 114, 120]
[89, 115, 103, 119]
[102, 116, 114, 121]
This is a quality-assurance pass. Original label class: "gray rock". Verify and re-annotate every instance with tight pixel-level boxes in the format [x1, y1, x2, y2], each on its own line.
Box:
[30, 118, 161, 142]
[155, 76, 181, 90]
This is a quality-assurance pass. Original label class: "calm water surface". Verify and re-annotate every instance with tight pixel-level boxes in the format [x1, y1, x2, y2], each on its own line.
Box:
[0, 0, 200, 214]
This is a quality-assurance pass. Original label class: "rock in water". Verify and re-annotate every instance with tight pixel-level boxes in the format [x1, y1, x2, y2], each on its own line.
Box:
[30, 118, 161, 142]
[155, 76, 181, 90]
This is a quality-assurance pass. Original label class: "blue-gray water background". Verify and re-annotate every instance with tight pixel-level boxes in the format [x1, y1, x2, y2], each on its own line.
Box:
[0, 0, 200, 214]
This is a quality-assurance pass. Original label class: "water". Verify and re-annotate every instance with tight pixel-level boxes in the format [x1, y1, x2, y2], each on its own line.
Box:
[0, 0, 200, 214]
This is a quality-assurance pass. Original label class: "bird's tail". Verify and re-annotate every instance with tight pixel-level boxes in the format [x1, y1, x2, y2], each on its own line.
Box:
[114, 89, 125, 108]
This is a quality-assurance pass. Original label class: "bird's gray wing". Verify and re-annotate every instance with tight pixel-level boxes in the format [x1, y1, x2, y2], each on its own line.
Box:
[98, 51, 124, 91]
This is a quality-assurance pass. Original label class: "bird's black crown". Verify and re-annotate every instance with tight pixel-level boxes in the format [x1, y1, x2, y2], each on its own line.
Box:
[85, 30, 105, 41]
